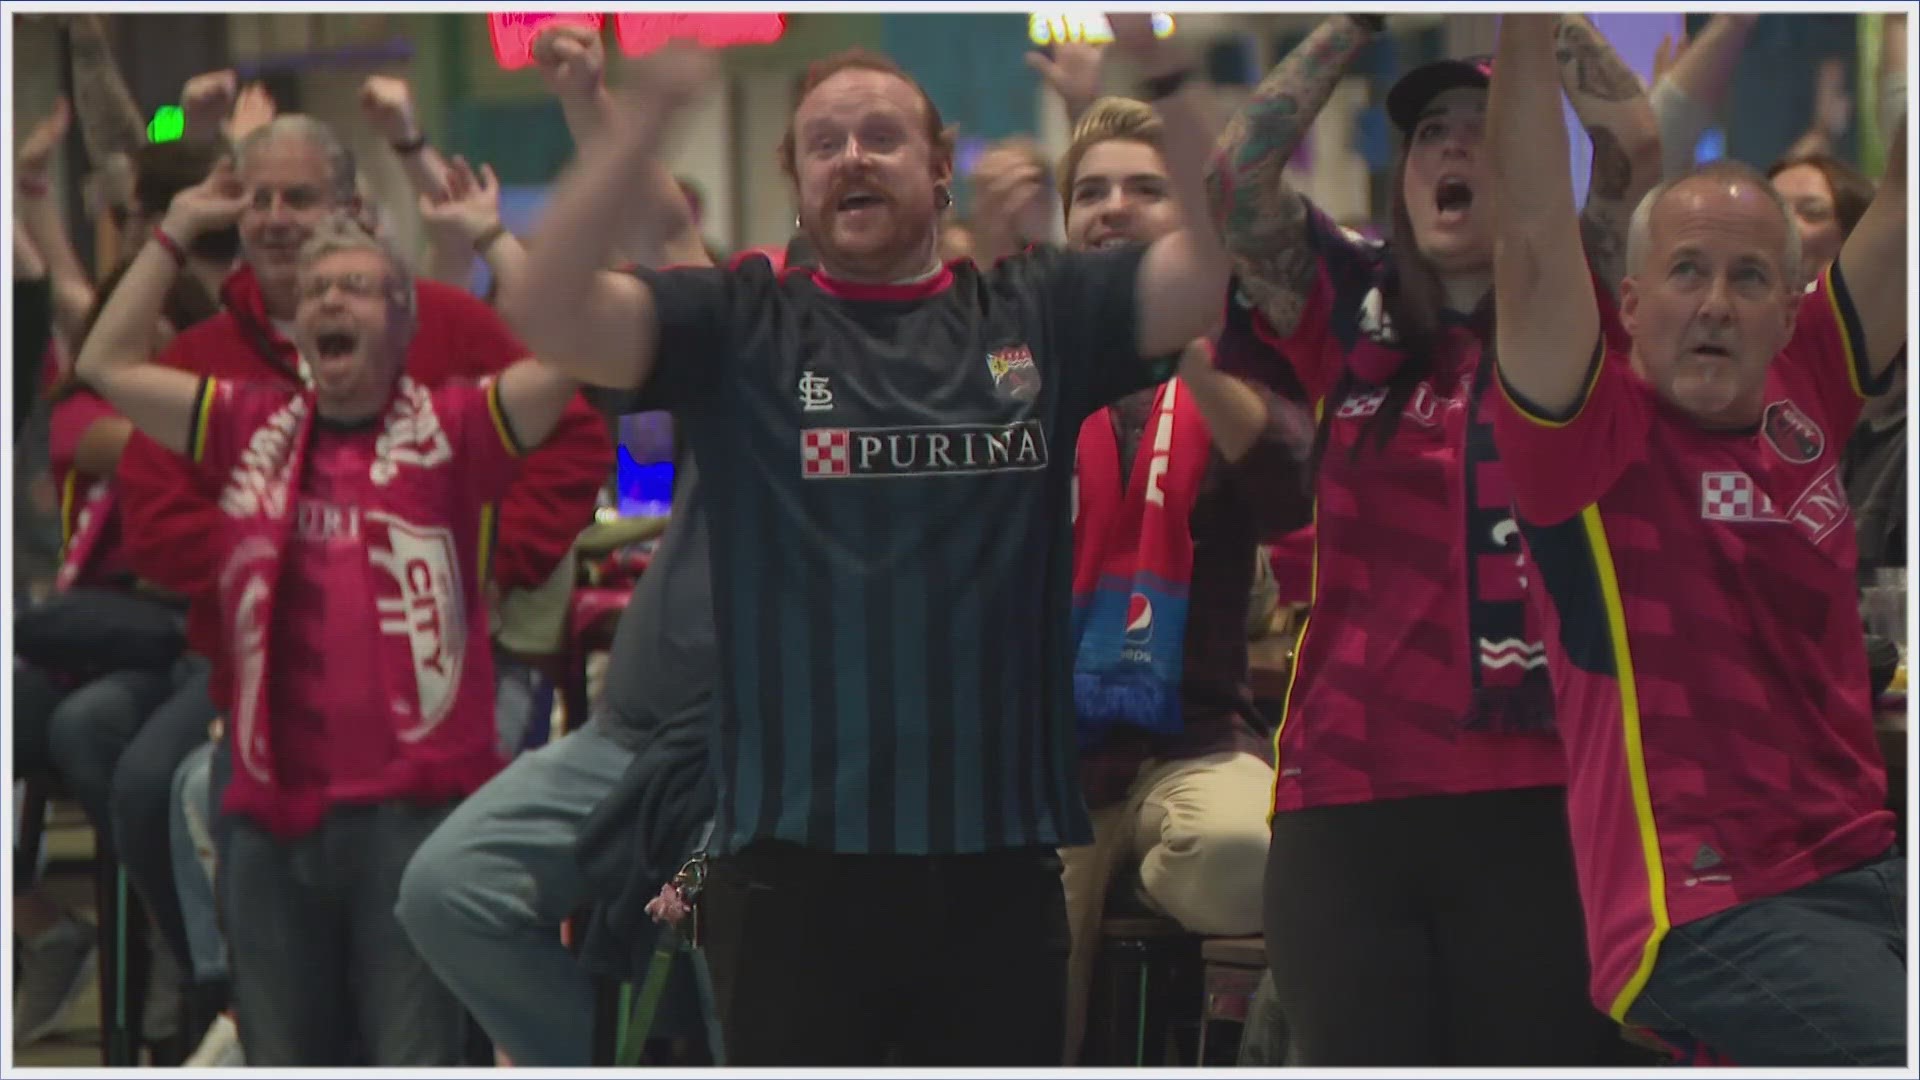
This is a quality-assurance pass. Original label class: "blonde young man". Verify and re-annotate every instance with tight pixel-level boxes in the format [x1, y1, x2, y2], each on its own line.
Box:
[972, 99, 1312, 1063]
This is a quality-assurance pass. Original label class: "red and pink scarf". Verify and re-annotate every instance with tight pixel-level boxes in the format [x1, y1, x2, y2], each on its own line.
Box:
[212, 378, 503, 837]
[1070, 372, 1214, 749]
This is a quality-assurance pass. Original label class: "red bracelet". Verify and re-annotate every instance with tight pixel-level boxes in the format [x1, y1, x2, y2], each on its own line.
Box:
[18, 175, 50, 199]
[151, 226, 189, 267]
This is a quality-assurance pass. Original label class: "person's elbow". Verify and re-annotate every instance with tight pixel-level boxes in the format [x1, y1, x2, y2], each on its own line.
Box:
[73, 340, 112, 386]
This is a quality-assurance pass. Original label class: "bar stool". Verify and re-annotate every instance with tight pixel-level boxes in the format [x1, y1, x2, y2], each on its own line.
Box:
[1085, 914, 1201, 1066]
[1195, 935, 1265, 1065]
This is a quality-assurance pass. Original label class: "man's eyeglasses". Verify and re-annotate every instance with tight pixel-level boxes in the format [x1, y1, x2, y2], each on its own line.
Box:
[299, 273, 397, 302]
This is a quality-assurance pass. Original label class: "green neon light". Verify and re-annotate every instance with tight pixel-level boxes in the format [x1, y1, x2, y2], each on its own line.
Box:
[148, 105, 185, 144]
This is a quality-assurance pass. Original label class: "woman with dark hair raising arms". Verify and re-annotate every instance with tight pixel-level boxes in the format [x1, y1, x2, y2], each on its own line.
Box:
[1203, 14, 1661, 1065]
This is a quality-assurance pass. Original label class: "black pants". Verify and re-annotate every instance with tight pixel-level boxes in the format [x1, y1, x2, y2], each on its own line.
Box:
[1264, 785, 1626, 1066]
[700, 839, 1068, 1066]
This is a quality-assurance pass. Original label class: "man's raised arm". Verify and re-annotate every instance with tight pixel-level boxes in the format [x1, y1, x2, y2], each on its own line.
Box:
[506, 48, 715, 392]
[75, 162, 245, 456]
[1489, 13, 1600, 415]
[1835, 109, 1909, 381]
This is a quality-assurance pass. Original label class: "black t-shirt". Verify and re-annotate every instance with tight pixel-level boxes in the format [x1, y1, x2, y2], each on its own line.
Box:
[592, 453, 717, 751]
[636, 246, 1168, 855]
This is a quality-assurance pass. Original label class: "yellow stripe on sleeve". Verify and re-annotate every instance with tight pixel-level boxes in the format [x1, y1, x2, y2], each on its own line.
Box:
[486, 378, 525, 459]
[188, 377, 219, 463]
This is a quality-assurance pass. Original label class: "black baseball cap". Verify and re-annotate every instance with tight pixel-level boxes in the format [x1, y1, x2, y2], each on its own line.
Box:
[1385, 55, 1494, 136]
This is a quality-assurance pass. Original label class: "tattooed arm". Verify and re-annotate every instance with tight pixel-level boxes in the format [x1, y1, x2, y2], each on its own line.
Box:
[63, 15, 148, 163]
[1490, 14, 1598, 416]
[1651, 14, 1756, 178]
[1552, 15, 1662, 298]
[1205, 14, 1377, 340]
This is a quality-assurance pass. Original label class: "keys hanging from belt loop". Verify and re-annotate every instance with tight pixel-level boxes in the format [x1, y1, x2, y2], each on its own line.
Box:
[644, 854, 709, 946]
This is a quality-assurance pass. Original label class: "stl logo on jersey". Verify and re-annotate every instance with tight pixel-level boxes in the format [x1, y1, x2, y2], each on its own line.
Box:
[986, 344, 1042, 402]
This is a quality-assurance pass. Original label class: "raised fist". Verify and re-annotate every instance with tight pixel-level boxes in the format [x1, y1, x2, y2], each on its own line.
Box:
[180, 69, 238, 142]
[970, 138, 1054, 247]
[532, 22, 606, 99]
[359, 75, 421, 146]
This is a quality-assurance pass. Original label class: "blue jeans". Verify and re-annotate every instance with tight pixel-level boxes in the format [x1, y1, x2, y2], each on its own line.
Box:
[224, 801, 466, 1066]
[47, 655, 213, 968]
[394, 722, 634, 1066]
[1626, 852, 1907, 1066]
[170, 742, 227, 984]
[492, 651, 550, 758]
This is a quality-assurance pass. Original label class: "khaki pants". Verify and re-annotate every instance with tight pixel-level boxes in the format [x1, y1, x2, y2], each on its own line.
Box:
[1060, 750, 1274, 1064]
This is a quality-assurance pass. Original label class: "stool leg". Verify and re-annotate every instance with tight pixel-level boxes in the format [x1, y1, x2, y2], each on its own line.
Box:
[108, 867, 133, 1065]
[18, 781, 50, 878]
[1134, 963, 1149, 1067]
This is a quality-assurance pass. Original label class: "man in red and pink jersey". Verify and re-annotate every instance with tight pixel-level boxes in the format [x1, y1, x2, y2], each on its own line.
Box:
[76, 161, 584, 1064]
[1487, 15, 1907, 1066]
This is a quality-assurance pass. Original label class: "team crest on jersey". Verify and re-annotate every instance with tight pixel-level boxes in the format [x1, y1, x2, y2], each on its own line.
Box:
[986, 344, 1041, 402]
[1760, 399, 1824, 465]
[801, 421, 1049, 479]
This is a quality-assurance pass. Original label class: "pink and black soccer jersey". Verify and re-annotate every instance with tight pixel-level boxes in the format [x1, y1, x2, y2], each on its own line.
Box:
[1491, 265, 1897, 1019]
[634, 248, 1174, 856]
[1215, 201, 1567, 814]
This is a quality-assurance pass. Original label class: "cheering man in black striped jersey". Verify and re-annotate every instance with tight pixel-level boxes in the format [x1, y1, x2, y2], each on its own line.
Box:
[514, 20, 1230, 1065]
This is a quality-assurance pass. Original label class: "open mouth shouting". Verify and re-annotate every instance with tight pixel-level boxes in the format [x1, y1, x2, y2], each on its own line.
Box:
[835, 188, 888, 219]
[1434, 175, 1474, 226]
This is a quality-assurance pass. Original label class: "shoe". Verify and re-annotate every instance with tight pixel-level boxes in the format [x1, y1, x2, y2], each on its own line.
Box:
[12, 916, 98, 1047]
[184, 1013, 244, 1067]
[140, 931, 183, 1043]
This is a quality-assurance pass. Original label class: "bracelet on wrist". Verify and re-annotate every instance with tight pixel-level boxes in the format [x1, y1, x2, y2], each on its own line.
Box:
[472, 222, 510, 254]
[391, 131, 429, 155]
[151, 226, 189, 267]
[18, 175, 51, 199]
[1139, 68, 1195, 101]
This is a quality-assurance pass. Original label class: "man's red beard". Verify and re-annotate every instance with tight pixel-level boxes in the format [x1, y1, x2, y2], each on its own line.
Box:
[800, 190, 937, 282]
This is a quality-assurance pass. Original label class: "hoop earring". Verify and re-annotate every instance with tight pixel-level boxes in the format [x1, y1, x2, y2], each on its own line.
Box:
[935, 184, 953, 211]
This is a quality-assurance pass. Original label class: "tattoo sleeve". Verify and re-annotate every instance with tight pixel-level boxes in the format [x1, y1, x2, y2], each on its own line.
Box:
[1554, 15, 1660, 295]
[65, 16, 149, 163]
[1205, 15, 1371, 338]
